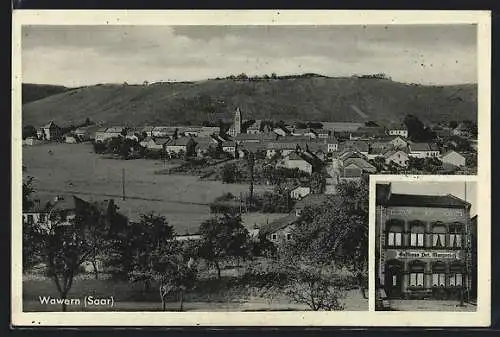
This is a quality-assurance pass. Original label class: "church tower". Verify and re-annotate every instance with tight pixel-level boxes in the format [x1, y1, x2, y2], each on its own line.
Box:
[229, 107, 242, 137]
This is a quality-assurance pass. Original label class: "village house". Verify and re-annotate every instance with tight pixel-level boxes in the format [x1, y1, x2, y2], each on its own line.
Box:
[279, 152, 314, 174]
[152, 126, 177, 138]
[198, 126, 220, 137]
[290, 186, 311, 200]
[165, 137, 196, 155]
[235, 133, 274, 144]
[291, 128, 316, 138]
[312, 129, 331, 139]
[387, 136, 409, 149]
[95, 126, 126, 142]
[194, 136, 220, 157]
[349, 126, 387, 140]
[244, 120, 263, 134]
[125, 129, 141, 142]
[441, 150, 466, 168]
[294, 194, 329, 216]
[22, 136, 43, 146]
[237, 142, 267, 158]
[140, 137, 170, 151]
[272, 126, 290, 137]
[387, 123, 409, 138]
[221, 140, 237, 156]
[452, 122, 472, 138]
[408, 143, 440, 158]
[260, 214, 298, 245]
[140, 126, 155, 137]
[63, 134, 79, 144]
[266, 141, 303, 159]
[339, 140, 370, 157]
[37, 121, 62, 141]
[384, 149, 410, 168]
[340, 157, 377, 181]
[326, 135, 339, 153]
[74, 125, 99, 141]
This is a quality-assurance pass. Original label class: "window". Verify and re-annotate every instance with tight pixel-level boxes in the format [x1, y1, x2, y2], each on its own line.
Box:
[409, 221, 425, 247]
[386, 220, 404, 247]
[387, 232, 402, 247]
[449, 264, 464, 287]
[432, 223, 447, 247]
[286, 233, 292, 241]
[39, 214, 46, 222]
[449, 224, 463, 248]
[432, 263, 446, 287]
[409, 262, 425, 287]
[27, 214, 34, 224]
[392, 275, 397, 286]
[271, 234, 277, 241]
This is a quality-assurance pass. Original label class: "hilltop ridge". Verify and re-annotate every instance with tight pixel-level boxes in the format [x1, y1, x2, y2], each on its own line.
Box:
[22, 76, 477, 127]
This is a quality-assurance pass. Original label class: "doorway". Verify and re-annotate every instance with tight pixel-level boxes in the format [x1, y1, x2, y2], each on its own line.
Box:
[385, 260, 403, 299]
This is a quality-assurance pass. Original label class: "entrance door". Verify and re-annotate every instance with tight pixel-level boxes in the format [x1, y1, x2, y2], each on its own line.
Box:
[385, 262, 403, 299]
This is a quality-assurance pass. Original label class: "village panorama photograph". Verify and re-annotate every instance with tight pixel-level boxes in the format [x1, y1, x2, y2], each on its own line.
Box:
[20, 24, 478, 312]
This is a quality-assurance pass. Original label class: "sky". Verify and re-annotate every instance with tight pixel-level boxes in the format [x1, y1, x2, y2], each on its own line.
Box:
[389, 181, 477, 216]
[21, 25, 477, 87]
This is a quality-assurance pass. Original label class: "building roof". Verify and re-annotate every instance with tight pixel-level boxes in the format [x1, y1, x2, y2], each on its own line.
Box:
[295, 194, 329, 209]
[442, 150, 465, 159]
[267, 141, 303, 150]
[41, 121, 59, 129]
[286, 152, 308, 161]
[385, 193, 471, 209]
[388, 123, 408, 130]
[105, 126, 126, 133]
[259, 213, 298, 236]
[343, 157, 377, 173]
[222, 140, 237, 147]
[351, 126, 387, 137]
[340, 140, 370, 153]
[167, 137, 192, 146]
[384, 149, 409, 159]
[410, 142, 440, 152]
[154, 138, 171, 146]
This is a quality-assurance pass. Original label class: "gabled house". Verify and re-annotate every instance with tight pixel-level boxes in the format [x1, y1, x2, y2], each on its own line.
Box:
[279, 152, 314, 174]
[221, 140, 237, 156]
[290, 186, 311, 200]
[141, 126, 155, 137]
[273, 126, 290, 137]
[384, 149, 410, 168]
[63, 134, 79, 144]
[387, 136, 408, 149]
[165, 137, 196, 155]
[140, 137, 170, 151]
[152, 126, 177, 138]
[95, 126, 126, 142]
[74, 125, 99, 141]
[441, 150, 466, 167]
[340, 157, 377, 181]
[37, 121, 62, 141]
[125, 129, 141, 142]
[291, 128, 316, 138]
[294, 194, 329, 216]
[326, 135, 339, 153]
[387, 123, 409, 138]
[260, 214, 298, 244]
[339, 140, 370, 157]
[195, 136, 221, 157]
[266, 141, 304, 159]
[408, 142, 440, 158]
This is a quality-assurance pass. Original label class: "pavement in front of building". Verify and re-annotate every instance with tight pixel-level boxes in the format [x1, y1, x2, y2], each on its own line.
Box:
[386, 299, 476, 312]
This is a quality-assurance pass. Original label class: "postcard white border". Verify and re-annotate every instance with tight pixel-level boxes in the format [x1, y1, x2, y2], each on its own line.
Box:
[12, 10, 491, 327]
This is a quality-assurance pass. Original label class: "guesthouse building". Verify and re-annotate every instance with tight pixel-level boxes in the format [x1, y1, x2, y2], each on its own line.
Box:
[375, 183, 474, 300]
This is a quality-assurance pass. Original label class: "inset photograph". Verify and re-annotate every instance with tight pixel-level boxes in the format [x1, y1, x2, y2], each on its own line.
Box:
[374, 178, 477, 311]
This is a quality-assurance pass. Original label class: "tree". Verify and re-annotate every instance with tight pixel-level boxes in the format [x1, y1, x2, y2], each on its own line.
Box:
[310, 172, 326, 194]
[449, 121, 458, 129]
[247, 152, 256, 209]
[286, 179, 369, 299]
[423, 157, 443, 173]
[404, 115, 433, 142]
[370, 156, 386, 172]
[221, 163, 241, 183]
[22, 125, 37, 139]
[198, 214, 250, 279]
[23, 176, 35, 211]
[408, 157, 425, 171]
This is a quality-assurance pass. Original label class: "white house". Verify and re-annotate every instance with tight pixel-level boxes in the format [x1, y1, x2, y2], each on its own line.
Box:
[326, 137, 339, 152]
[290, 186, 311, 200]
[384, 150, 410, 167]
[387, 123, 409, 138]
[388, 136, 408, 149]
[408, 143, 440, 158]
[273, 127, 289, 137]
[221, 140, 237, 155]
[441, 150, 466, 167]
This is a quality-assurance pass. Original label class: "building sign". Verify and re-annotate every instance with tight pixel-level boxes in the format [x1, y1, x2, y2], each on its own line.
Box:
[389, 207, 464, 218]
[394, 250, 460, 259]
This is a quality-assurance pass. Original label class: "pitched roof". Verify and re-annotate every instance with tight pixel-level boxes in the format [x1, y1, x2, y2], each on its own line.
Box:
[286, 152, 307, 161]
[384, 149, 409, 158]
[442, 150, 465, 159]
[222, 140, 237, 147]
[259, 214, 298, 235]
[167, 137, 192, 146]
[105, 126, 125, 133]
[267, 142, 303, 150]
[340, 140, 370, 153]
[295, 194, 329, 209]
[388, 123, 408, 130]
[343, 157, 377, 173]
[154, 138, 171, 146]
[410, 142, 440, 152]
[385, 193, 471, 209]
[42, 121, 58, 129]
[239, 142, 267, 153]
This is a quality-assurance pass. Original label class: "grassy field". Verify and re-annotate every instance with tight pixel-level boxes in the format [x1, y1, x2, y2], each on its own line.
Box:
[23, 275, 368, 312]
[22, 143, 280, 233]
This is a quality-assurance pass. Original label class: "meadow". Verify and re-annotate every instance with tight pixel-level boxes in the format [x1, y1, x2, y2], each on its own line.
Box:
[22, 142, 282, 233]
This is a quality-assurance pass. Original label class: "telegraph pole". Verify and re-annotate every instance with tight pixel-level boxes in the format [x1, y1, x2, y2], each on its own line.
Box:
[122, 168, 126, 201]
